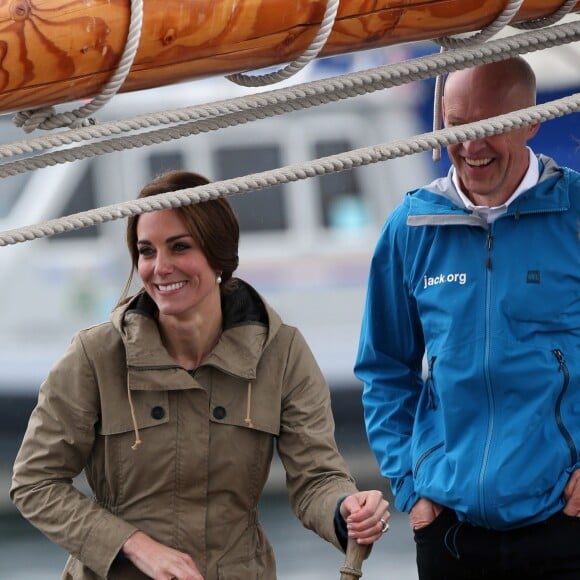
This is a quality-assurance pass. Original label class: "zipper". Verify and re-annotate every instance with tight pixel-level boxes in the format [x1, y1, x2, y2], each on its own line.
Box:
[477, 224, 495, 528]
[552, 349, 577, 465]
[413, 442, 444, 479]
[425, 355, 437, 409]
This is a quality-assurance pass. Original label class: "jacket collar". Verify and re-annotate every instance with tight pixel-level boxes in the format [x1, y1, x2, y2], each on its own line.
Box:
[110, 278, 282, 381]
[406, 154, 569, 228]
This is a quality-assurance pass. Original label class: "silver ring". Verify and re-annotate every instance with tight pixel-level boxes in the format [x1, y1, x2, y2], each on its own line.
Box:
[380, 518, 389, 533]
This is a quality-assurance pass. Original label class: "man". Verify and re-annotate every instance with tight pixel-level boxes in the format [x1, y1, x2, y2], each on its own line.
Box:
[355, 56, 580, 579]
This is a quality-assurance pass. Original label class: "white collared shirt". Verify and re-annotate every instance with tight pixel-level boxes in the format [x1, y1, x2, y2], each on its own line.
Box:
[452, 147, 540, 224]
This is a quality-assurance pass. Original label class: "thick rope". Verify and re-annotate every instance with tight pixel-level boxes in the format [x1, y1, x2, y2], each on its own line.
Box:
[1, 20, 579, 177]
[226, 0, 339, 86]
[12, 0, 144, 133]
[1, 92, 578, 247]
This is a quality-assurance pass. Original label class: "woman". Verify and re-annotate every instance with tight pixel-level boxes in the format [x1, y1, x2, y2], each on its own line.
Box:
[11, 170, 389, 580]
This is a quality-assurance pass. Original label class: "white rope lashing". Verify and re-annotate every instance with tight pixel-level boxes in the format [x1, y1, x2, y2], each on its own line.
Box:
[226, 0, 340, 86]
[12, 0, 144, 133]
[0, 91, 578, 247]
[0, 20, 579, 177]
[511, 0, 577, 29]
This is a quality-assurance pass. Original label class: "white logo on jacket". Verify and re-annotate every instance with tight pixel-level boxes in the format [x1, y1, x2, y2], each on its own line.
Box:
[423, 272, 467, 289]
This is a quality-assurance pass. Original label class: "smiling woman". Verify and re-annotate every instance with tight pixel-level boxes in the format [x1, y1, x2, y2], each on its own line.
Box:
[10, 169, 391, 580]
[127, 174, 237, 369]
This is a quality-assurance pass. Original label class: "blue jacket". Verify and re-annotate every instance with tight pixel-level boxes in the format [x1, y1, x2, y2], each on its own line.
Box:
[355, 155, 580, 530]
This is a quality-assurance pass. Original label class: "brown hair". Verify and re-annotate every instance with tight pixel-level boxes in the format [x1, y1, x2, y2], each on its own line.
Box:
[120, 170, 239, 302]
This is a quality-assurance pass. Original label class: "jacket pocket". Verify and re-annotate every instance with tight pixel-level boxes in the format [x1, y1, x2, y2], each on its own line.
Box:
[97, 390, 170, 435]
[209, 377, 280, 436]
[413, 441, 444, 480]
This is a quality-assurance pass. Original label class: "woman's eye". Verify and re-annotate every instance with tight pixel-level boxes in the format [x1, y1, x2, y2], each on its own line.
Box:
[172, 242, 190, 252]
[138, 247, 154, 257]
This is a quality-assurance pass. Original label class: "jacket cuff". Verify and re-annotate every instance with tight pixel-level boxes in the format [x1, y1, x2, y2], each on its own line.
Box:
[79, 513, 138, 577]
[334, 496, 348, 551]
[393, 476, 418, 513]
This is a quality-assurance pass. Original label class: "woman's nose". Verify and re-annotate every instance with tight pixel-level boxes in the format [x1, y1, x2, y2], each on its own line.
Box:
[154, 252, 173, 275]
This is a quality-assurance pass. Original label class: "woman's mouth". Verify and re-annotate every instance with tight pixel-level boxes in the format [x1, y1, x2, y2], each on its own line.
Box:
[157, 281, 187, 292]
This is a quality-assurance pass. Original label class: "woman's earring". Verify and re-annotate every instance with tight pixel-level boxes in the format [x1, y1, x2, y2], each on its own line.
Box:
[216, 274, 222, 285]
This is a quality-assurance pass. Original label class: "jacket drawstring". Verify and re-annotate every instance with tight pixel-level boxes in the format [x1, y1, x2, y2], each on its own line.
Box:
[127, 372, 142, 450]
[244, 381, 254, 428]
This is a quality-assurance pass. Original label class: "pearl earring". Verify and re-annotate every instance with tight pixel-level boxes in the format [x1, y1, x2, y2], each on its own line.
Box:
[216, 274, 222, 285]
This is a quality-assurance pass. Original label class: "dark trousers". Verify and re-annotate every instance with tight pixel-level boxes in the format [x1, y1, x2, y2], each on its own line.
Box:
[414, 508, 580, 579]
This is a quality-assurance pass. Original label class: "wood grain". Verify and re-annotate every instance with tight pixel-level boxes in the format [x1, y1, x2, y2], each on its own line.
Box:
[0, 0, 578, 114]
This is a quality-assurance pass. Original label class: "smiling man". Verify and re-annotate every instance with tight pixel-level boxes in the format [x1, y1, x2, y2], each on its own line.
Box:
[443, 58, 540, 210]
[355, 56, 580, 579]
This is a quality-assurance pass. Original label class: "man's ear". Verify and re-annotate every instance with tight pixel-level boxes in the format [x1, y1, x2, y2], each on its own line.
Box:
[527, 122, 541, 140]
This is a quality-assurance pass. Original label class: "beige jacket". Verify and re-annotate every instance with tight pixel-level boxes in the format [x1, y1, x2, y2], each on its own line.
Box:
[11, 280, 358, 579]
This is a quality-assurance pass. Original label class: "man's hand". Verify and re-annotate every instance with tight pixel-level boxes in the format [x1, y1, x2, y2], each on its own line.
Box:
[409, 498, 443, 530]
[563, 469, 580, 516]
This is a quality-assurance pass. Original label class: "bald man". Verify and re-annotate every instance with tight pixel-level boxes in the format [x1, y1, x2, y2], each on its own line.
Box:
[356, 57, 580, 579]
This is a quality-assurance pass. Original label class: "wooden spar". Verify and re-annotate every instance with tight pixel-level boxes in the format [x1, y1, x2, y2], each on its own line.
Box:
[339, 539, 371, 579]
[0, 0, 578, 115]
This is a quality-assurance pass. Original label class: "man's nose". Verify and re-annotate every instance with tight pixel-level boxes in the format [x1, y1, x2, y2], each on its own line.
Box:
[462, 137, 486, 155]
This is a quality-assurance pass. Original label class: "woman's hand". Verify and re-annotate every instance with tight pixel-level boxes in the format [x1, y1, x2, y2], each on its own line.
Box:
[340, 490, 390, 544]
[122, 530, 203, 580]
[409, 497, 443, 530]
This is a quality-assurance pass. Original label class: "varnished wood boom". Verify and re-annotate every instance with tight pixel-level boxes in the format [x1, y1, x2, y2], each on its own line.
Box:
[0, 0, 578, 114]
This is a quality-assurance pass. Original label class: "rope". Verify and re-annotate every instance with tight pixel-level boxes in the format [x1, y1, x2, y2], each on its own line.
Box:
[1, 20, 579, 177]
[1, 91, 578, 246]
[434, 0, 525, 49]
[226, 0, 339, 86]
[512, 0, 577, 29]
[12, 0, 144, 133]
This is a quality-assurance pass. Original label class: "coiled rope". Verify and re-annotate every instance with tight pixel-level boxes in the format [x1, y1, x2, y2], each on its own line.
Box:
[12, 0, 144, 133]
[226, 0, 340, 86]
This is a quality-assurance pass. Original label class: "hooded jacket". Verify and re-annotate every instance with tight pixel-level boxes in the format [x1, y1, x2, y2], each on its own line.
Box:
[355, 155, 580, 530]
[11, 279, 358, 579]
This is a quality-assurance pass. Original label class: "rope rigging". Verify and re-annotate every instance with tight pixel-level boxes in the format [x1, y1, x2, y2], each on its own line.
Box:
[0, 8, 578, 245]
[1, 20, 579, 171]
[1, 89, 578, 247]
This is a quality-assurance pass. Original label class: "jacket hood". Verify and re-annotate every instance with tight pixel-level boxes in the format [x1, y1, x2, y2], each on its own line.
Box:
[406, 154, 567, 228]
[110, 278, 283, 381]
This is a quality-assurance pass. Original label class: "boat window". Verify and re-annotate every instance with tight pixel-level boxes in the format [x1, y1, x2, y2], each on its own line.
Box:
[0, 173, 30, 219]
[48, 163, 100, 240]
[213, 144, 287, 233]
[314, 139, 369, 231]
